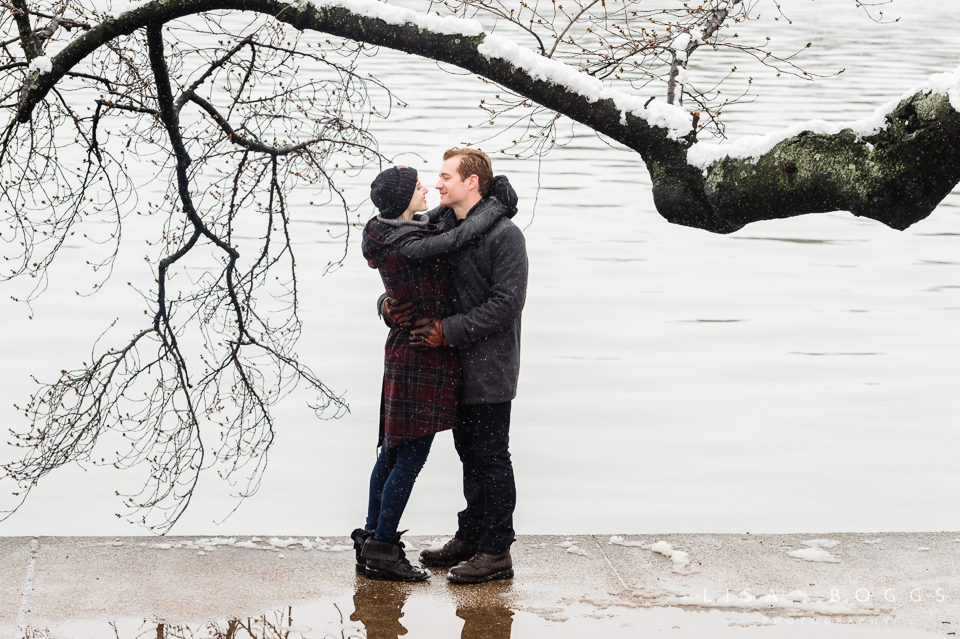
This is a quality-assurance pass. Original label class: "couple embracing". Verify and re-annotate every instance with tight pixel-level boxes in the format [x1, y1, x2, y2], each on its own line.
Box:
[352, 148, 528, 585]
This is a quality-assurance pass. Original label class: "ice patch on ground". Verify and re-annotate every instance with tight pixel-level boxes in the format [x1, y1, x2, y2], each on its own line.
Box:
[862, 539, 884, 545]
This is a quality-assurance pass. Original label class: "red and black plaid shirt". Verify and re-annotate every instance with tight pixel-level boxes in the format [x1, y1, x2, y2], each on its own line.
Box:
[362, 217, 462, 448]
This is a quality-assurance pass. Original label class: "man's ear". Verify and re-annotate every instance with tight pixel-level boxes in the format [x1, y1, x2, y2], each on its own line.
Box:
[467, 174, 480, 192]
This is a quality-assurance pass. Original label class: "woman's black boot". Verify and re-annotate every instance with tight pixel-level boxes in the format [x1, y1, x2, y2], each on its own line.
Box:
[360, 534, 429, 582]
[351, 528, 373, 575]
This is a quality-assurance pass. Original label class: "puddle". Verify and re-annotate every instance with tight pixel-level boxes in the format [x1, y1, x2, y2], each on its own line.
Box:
[14, 578, 936, 638]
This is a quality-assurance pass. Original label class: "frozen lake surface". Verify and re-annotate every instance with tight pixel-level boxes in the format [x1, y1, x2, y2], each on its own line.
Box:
[1, 0, 958, 536]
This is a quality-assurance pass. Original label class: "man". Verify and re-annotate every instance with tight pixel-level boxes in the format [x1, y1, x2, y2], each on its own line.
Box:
[380, 148, 528, 584]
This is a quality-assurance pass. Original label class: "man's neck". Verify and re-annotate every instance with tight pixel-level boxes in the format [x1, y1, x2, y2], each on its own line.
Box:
[452, 193, 483, 220]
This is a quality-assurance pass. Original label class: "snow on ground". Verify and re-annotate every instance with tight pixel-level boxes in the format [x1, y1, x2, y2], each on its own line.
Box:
[128, 537, 353, 552]
[608, 536, 645, 547]
[649, 541, 692, 572]
[630, 586, 888, 616]
[801, 539, 840, 549]
[608, 537, 693, 573]
[557, 539, 590, 557]
[787, 548, 840, 563]
[419, 537, 452, 550]
[787, 539, 842, 563]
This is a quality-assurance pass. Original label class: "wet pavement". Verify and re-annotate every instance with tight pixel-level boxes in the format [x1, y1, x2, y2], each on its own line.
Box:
[2, 533, 959, 637]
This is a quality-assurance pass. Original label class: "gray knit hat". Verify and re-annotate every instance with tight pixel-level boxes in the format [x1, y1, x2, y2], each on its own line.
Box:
[370, 166, 418, 219]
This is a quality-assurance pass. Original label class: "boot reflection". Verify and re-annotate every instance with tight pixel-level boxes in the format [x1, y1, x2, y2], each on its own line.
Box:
[350, 576, 413, 639]
[456, 584, 514, 639]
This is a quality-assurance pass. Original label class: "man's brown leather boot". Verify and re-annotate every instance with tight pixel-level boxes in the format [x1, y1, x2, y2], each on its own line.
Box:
[447, 551, 513, 584]
[419, 537, 480, 567]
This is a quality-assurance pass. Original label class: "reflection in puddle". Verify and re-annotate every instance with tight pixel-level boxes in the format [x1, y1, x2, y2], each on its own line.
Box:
[15, 578, 516, 639]
[348, 578, 514, 639]
[15, 576, 938, 639]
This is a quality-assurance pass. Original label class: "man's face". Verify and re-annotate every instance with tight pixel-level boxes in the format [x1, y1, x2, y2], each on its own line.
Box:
[436, 156, 475, 208]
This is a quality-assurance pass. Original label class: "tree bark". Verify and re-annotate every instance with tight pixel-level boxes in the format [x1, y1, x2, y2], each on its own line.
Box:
[13, 0, 960, 233]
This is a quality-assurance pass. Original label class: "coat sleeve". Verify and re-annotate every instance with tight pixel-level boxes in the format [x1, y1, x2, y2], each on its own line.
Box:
[376, 291, 395, 327]
[398, 205, 505, 261]
[441, 224, 528, 348]
[423, 206, 448, 224]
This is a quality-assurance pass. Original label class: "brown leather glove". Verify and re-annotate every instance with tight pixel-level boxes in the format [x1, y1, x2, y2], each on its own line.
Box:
[409, 317, 446, 350]
[382, 297, 417, 328]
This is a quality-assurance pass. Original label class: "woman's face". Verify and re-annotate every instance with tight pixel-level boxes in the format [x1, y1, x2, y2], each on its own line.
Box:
[406, 179, 428, 214]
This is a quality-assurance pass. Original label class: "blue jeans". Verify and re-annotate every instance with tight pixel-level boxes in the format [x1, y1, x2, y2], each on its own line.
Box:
[365, 434, 435, 542]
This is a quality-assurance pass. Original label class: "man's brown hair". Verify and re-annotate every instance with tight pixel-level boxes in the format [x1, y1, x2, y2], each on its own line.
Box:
[443, 148, 493, 197]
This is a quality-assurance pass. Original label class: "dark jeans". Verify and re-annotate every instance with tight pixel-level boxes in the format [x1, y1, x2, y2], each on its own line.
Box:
[366, 434, 435, 542]
[454, 401, 516, 554]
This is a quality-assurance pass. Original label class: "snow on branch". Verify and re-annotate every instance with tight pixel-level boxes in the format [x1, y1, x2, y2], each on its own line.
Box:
[282, 0, 483, 36]
[688, 64, 960, 169]
[477, 34, 692, 139]
[286, 0, 693, 138]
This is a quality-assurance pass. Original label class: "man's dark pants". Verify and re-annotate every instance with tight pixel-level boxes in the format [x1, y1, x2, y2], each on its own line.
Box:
[453, 401, 516, 554]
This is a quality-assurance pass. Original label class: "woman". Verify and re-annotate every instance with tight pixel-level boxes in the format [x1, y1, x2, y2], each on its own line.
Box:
[353, 166, 509, 582]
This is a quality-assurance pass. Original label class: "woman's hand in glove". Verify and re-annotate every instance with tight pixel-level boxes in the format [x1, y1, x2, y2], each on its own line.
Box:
[382, 297, 417, 328]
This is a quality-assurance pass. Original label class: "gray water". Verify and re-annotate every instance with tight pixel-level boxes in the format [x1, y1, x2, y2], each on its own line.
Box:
[1, 0, 958, 535]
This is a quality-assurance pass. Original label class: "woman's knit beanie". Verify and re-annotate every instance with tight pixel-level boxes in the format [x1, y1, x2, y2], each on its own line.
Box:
[370, 166, 418, 219]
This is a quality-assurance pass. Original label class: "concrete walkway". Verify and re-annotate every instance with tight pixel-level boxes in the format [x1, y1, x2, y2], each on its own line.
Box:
[2, 533, 959, 638]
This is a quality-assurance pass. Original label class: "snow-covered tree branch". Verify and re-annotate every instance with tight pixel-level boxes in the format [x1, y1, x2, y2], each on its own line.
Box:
[13, 0, 960, 234]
